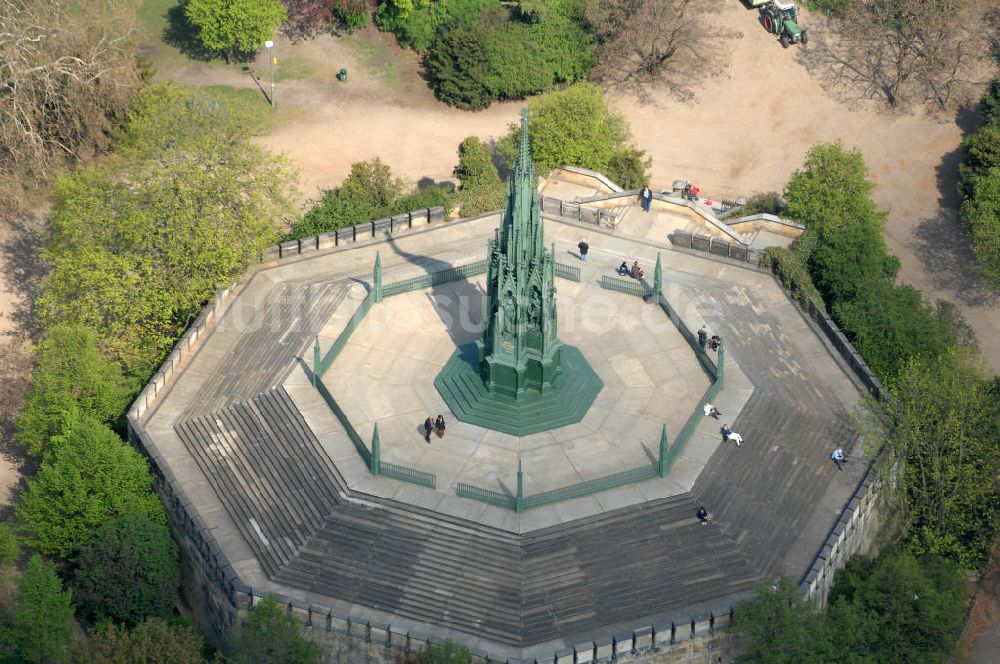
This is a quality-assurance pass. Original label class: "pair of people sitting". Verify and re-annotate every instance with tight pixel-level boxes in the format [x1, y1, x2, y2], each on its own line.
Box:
[616, 261, 645, 280]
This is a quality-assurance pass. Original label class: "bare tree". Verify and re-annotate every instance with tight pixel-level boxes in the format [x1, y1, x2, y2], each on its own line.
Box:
[587, 0, 740, 102]
[0, 0, 142, 211]
[801, 0, 996, 110]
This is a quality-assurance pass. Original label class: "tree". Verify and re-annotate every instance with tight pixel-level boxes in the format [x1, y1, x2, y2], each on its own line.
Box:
[71, 618, 208, 664]
[784, 142, 886, 237]
[957, 126, 1000, 200]
[184, 0, 287, 62]
[960, 168, 1000, 286]
[496, 83, 650, 187]
[8, 555, 75, 663]
[832, 282, 955, 379]
[587, 0, 736, 102]
[0, 0, 142, 211]
[828, 546, 966, 662]
[0, 523, 21, 567]
[16, 324, 133, 457]
[422, 638, 471, 663]
[453, 137, 505, 216]
[16, 419, 164, 558]
[229, 595, 321, 664]
[74, 512, 181, 627]
[290, 158, 407, 238]
[731, 576, 835, 663]
[808, 218, 900, 304]
[426, 6, 593, 110]
[801, 0, 993, 109]
[36, 83, 295, 374]
[875, 351, 1000, 570]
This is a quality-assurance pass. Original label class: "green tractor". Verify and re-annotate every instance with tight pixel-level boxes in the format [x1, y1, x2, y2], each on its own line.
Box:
[759, 0, 808, 48]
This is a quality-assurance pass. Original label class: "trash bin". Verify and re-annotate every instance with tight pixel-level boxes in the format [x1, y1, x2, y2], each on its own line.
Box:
[337, 68, 348, 82]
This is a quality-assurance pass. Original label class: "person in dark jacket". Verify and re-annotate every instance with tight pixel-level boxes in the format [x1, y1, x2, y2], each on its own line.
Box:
[423, 417, 433, 443]
[640, 185, 652, 212]
[434, 415, 446, 439]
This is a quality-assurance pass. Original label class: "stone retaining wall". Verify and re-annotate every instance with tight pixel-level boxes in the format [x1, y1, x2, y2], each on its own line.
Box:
[227, 589, 739, 664]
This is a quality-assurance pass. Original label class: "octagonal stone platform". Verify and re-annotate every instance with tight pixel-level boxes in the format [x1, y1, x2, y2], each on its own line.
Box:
[317, 274, 711, 502]
[137, 209, 869, 660]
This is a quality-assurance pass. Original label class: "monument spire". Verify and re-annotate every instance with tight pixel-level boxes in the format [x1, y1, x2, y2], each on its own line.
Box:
[435, 108, 602, 434]
[477, 108, 561, 398]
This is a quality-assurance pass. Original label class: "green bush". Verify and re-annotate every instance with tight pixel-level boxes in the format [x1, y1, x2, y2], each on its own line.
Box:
[958, 126, 1000, 199]
[496, 83, 649, 185]
[333, 0, 370, 30]
[74, 512, 181, 627]
[16, 418, 165, 558]
[960, 168, 1000, 286]
[733, 547, 967, 663]
[881, 351, 1000, 570]
[229, 595, 322, 664]
[16, 324, 133, 457]
[981, 77, 1000, 127]
[453, 136, 505, 216]
[376, 0, 500, 51]
[829, 546, 965, 662]
[808, 219, 900, 304]
[832, 282, 955, 379]
[731, 575, 834, 662]
[422, 638, 472, 663]
[426, 7, 592, 110]
[184, 0, 287, 61]
[72, 618, 209, 664]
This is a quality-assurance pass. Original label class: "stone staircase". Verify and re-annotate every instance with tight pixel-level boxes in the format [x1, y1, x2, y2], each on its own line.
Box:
[183, 281, 348, 418]
[175, 388, 345, 576]
[176, 386, 760, 646]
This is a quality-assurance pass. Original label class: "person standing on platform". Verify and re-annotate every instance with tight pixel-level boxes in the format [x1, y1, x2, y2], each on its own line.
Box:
[640, 185, 653, 212]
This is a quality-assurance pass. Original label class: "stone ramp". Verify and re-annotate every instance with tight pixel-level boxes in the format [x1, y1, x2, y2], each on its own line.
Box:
[174, 388, 344, 576]
[183, 281, 348, 417]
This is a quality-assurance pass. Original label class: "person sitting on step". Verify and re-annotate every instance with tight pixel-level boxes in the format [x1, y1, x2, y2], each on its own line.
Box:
[617, 261, 630, 276]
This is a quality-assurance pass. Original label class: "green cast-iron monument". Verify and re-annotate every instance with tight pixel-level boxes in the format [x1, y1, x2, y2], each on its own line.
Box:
[435, 111, 603, 436]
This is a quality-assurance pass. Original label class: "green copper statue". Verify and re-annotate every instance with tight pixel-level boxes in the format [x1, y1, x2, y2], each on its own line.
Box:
[476, 109, 562, 397]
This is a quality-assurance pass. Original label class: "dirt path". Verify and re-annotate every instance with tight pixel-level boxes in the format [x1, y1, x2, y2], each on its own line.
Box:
[164, 8, 1000, 373]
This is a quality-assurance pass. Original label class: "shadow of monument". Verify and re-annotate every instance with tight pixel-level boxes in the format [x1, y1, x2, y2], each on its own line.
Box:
[385, 234, 486, 351]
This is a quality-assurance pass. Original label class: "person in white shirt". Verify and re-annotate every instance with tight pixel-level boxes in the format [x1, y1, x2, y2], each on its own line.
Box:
[703, 403, 721, 419]
[831, 448, 847, 471]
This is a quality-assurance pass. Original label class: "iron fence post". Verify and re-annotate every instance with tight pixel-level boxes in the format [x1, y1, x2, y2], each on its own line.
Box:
[370, 423, 381, 475]
[658, 424, 669, 478]
[516, 459, 524, 513]
[313, 337, 321, 385]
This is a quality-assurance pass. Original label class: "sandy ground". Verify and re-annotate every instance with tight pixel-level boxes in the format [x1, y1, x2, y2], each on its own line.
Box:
[0, 224, 28, 510]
